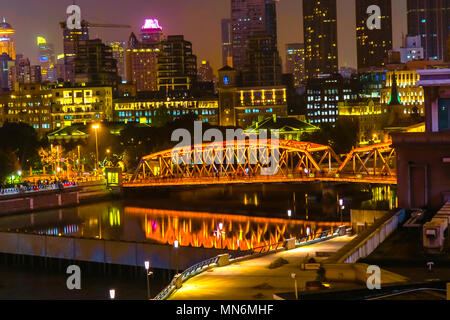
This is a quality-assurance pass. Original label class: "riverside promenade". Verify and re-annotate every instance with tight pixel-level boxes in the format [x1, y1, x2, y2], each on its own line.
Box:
[169, 236, 355, 300]
[168, 216, 409, 300]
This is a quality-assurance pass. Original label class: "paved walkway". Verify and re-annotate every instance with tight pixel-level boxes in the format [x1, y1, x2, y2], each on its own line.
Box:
[169, 236, 356, 300]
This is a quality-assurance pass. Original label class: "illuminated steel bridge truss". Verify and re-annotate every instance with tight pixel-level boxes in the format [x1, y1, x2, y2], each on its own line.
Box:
[129, 140, 397, 186]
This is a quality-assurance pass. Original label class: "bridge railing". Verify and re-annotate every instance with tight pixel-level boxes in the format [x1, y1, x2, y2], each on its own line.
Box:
[153, 255, 221, 300]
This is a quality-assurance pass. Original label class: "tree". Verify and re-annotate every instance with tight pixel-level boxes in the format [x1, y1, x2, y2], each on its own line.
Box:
[0, 122, 41, 169]
[0, 150, 20, 184]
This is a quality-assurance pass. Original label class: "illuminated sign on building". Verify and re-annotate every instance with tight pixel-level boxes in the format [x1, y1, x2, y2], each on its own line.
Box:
[141, 19, 162, 30]
[0, 37, 10, 41]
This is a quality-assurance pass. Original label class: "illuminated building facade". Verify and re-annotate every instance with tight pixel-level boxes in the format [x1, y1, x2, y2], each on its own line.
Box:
[126, 20, 164, 92]
[407, 0, 450, 61]
[221, 19, 233, 67]
[285, 43, 305, 88]
[338, 99, 387, 145]
[157, 35, 197, 92]
[0, 18, 16, 60]
[51, 86, 113, 129]
[0, 53, 13, 90]
[358, 70, 386, 99]
[60, 20, 90, 83]
[198, 60, 215, 83]
[8, 55, 42, 90]
[230, 0, 278, 70]
[107, 41, 126, 82]
[74, 39, 119, 89]
[218, 66, 288, 127]
[113, 95, 219, 125]
[306, 73, 359, 125]
[303, 0, 338, 79]
[356, 0, 393, 71]
[37, 36, 56, 82]
[0, 83, 53, 135]
[380, 70, 424, 112]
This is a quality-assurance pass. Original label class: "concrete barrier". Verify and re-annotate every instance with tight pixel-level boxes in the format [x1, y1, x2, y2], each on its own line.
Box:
[330, 209, 406, 264]
[217, 254, 230, 267]
[284, 238, 296, 250]
[0, 231, 229, 270]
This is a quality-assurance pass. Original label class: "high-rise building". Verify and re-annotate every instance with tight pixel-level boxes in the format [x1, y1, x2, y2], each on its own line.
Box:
[221, 19, 233, 67]
[37, 36, 57, 82]
[198, 60, 215, 83]
[0, 53, 13, 90]
[108, 41, 126, 82]
[73, 39, 119, 89]
[60, 20, 90, 83]
[285, 43, 305, 88]
[0, 18, 16, 60]
[356, 0, 393, 71]
[303, 0, 338, 79]
[242, 31, 282, 87]
[305, 73, 359, 125]
[230, 0, 278, 70]
[8, 55, 42, 90]
[157, 35, 197, 92]
[407, 0, 450, 61]
[125, 19, 163, 92]
[140, 19, 164, 45]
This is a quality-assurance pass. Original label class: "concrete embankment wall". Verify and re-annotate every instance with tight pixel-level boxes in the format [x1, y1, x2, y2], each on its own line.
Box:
[328, 209, 406, 264]
[0, 184, 111, 216]
[0, 231, 227, 270]
[0, 192, 80, 216]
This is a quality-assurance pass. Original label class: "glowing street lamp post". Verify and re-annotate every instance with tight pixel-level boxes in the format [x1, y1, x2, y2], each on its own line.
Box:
[144, 260, 153, 299]
[92, 124, 100, 175]
[339, 199, 344, 224]
[109, 289, 116, 300]
[174, 240, 179, 274]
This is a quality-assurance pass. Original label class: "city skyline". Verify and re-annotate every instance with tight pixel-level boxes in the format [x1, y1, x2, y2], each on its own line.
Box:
[3, 0, 407, 72]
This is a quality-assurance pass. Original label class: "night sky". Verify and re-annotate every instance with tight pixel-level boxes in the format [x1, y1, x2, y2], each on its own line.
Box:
[3, 0, 407, 72]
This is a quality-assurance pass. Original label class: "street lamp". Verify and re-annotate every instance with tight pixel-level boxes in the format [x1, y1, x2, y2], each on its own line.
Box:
[144, 260, 153, 299]
[218, 223, 225, 249]
[339, 199, 344, 224]
[109, 289, 116, 300]
[174, 240, 179, 274]
[92, 123, 100, 175]
[287, 209, 292, 218]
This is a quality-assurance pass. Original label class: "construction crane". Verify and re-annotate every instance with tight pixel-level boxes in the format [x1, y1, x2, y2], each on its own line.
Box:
[60, 20, 131, 30]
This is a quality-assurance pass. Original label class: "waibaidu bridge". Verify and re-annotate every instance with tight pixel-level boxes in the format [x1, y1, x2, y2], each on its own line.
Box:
[124, 140, 397, 188]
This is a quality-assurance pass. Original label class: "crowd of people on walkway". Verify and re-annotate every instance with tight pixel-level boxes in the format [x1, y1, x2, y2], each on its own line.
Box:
[0, 180, 78, 195]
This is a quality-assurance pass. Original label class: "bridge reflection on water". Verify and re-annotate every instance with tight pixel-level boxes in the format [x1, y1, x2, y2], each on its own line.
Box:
[126, 207, 345, 251]
[0, 202, 346, 251]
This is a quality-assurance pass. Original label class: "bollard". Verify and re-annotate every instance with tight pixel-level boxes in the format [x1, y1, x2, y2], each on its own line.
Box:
[447, 283, 450, 301]
[217, 254, 230, 267]
[175, 273, 183, 289]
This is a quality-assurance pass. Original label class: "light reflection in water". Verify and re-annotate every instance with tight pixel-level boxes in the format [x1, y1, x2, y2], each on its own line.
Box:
[125, 207, 346, 251]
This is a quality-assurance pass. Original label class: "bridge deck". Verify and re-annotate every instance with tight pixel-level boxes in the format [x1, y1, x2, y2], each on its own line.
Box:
[124, 174, 397, 188]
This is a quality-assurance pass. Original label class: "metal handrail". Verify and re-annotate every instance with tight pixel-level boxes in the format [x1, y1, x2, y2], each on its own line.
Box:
[153, 255, 220, 300]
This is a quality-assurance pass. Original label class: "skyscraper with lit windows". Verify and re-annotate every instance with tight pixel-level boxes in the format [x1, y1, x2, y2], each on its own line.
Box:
[407, 0, 450, 61]
[0, 18, 16, 60]
[303, 0, 338, 79]
[285, 43, 305, 88]
[230, 0, 278, 70]
[356, 0, 393, 71]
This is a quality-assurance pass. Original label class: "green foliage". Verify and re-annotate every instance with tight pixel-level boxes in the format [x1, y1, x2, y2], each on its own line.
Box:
[0, 122, 42, 169]
[0, 150, 20, 184]
[302, 118, 359, 154]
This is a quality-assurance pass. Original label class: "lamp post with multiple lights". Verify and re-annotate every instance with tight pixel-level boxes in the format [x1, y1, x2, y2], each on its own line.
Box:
[92, 124, 100, 175]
